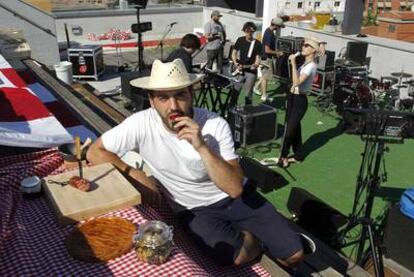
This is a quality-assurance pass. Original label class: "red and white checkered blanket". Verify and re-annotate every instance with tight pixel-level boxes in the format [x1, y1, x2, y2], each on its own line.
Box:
[0, 150, 270, 276]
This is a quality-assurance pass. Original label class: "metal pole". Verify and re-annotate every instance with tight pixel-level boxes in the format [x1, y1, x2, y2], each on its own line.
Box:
[136, 7, 145, 72]
[64, 23, 71, 54]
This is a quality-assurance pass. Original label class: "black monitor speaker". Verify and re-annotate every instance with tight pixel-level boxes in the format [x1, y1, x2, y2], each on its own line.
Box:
[120, 70, 151, 111]
[346, 41, 368, 65]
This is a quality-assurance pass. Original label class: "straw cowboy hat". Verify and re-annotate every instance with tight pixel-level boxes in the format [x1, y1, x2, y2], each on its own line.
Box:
[130, 59, 202, 91]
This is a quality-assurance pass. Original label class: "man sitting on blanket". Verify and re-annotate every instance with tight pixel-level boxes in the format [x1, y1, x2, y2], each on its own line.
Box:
[87, 59, 306, 267]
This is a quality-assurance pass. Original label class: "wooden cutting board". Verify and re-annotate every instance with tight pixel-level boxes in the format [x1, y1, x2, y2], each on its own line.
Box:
[43, 163, 141, 226]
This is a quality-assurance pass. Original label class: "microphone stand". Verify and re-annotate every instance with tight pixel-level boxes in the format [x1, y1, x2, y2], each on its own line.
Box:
[156, 23, 175, 60]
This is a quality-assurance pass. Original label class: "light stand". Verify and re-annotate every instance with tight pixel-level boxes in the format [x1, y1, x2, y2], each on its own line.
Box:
[156, 23, 175, 60]
[337, 136, 387, 277]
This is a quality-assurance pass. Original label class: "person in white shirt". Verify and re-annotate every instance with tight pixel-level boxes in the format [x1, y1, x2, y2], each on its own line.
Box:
[277, 37, 319, 168]
[87, 59, 306, 267]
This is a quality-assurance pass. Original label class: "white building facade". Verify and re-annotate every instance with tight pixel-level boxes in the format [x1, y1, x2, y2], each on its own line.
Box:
[277, 0, 346, 15]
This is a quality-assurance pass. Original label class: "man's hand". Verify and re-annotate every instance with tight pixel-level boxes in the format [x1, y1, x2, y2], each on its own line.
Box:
[276, 50, 284, 57]
[250, 64, 259, 70]
[174, 116, 205, 151]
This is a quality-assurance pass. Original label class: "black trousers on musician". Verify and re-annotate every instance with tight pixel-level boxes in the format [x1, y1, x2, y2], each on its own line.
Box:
[280, 93, 308, 161]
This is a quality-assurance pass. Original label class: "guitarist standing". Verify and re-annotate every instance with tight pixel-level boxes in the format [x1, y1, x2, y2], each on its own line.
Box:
[204, 10, 226, 73]
[231, 22, 262, 105]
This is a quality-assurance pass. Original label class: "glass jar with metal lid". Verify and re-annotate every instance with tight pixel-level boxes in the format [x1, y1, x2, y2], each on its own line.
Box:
[133, 220, 174, 265]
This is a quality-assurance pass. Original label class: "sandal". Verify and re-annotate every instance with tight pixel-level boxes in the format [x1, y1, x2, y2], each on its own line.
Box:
[287, 157, 301, 164]
[276, 157, 289, 168]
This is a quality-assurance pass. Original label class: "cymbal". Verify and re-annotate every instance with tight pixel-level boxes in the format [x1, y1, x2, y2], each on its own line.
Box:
[391, 72, 413, 78]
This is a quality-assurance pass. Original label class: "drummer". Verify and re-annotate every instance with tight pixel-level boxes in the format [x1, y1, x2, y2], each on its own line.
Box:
[87, 59, 308, 268]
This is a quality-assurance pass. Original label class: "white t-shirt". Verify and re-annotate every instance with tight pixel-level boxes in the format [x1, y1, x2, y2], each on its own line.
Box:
[298, 62, 317, 94]
[102, 107, 238, 209]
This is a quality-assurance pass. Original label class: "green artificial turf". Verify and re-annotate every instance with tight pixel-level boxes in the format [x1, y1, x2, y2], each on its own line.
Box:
[243, 84, 414, 219]
[229, 81, 414, 258]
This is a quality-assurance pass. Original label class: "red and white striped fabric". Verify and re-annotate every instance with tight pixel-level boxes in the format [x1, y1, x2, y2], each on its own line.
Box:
[0, 54, 96, 148]
[0, 150, 271, 276]
[0, 55, 74, 147]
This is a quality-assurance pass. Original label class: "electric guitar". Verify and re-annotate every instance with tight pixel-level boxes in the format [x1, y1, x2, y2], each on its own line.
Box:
[229, 61, 270, 76]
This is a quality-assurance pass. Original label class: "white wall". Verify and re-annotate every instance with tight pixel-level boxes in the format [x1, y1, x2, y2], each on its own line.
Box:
[0, 0, 60, 66]
[54, 7, 203, 44]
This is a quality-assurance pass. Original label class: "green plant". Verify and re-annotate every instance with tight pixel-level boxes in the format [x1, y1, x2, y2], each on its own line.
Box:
[363, 7, 379, 26]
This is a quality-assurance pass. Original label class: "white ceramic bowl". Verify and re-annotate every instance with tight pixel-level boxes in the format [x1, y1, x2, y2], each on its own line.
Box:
[20, 176, 42, 194]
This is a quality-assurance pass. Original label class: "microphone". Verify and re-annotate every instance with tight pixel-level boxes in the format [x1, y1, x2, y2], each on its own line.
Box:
[289, 52, 301, 64]
[169, 22, 178, 26]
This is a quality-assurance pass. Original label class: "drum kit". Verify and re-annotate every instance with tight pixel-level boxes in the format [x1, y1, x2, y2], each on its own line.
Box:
[334, 68, 414, 113]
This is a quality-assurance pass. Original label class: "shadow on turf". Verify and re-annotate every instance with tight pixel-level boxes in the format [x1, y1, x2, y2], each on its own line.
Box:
[240, 156, 289, 193]
[302, 120, 344, 160]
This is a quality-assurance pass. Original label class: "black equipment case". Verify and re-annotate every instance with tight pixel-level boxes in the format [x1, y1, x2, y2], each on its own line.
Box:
[68, 45, 104, 80]
[228, 104, 277, 148]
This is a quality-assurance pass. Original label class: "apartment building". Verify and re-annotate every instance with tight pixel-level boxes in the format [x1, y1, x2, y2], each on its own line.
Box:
[280, 0, 345, 15]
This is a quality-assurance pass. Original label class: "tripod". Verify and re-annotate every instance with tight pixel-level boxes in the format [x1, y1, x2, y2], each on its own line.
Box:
[336, 136, 392, 277]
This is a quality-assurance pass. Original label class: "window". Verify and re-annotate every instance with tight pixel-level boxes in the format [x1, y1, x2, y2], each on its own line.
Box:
[298, 2, 303, 8]
[388, 24, 396, 32]
[334, 1, 341, 7]
[314, 1, 321, 8]
[309, 1, 312, 6]
[285, 2, 291, 8]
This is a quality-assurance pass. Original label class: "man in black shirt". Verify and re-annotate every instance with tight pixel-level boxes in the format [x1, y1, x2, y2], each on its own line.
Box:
[165, 34, 201, 73]
[231, 22, 262, 105]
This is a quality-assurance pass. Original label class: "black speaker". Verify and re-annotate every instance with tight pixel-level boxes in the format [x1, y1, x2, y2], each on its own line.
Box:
[346, 41, 368, 65]
[120, 70, 151, 111]
[240, 156, 287, 192]
[315, 50, 335, 71]
[227, 104, 277, 148]
[287, 187, 347, 246]
[127, 0, 148, 8]
[342, 0, 364, 35]
[383, 204, 414, 271]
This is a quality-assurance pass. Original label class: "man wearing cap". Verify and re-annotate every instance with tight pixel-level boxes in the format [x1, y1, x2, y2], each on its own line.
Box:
[276, 37, 319, 168]
[87, 59, 306, 268]
[231, 22, 263, 105]
[204, 10, 226, 73]
[254, 17, 285, 102]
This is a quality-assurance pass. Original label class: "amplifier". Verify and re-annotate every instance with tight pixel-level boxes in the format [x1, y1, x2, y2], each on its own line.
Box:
[315, 50, 335, 71]
[120, 70, 151, 111]
[68, 45, 104, 80]
[227, 104, 277, 148]
[276, 36, 304, 54]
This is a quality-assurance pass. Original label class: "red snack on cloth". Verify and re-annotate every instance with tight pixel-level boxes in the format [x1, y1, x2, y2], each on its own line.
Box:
[69, 176, 91, 192]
